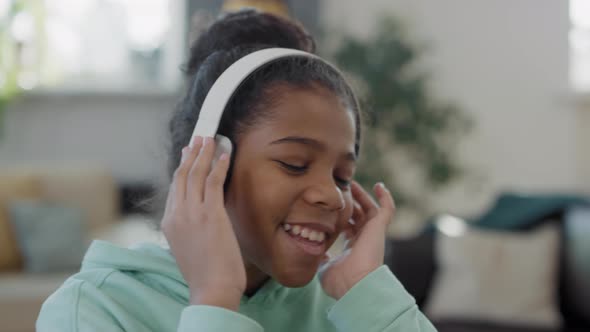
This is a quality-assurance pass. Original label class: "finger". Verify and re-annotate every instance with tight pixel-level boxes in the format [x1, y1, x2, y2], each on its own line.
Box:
[351, 181, 379, 219]
[187, 136, 216, 203]
[351, 200, 365, 229]
[343, 202, 363, 242]
[169, 137, 204, 204]
[343, 227, 355, 240]
[204, 152, 231, 207]
[374, 183, 396, 225]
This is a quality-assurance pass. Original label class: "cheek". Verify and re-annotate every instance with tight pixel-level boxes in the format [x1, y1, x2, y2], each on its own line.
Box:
[232, 167, 294, 236]
[254, 187, 291, 225]
[227, 169, 270, 244]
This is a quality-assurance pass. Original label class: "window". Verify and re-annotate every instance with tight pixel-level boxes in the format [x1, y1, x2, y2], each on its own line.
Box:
[1, 0, 185, 94]
[570, 0, 590, 91]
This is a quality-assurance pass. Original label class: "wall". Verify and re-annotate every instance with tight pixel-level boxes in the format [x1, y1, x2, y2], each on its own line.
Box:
[577, 100, 590, 190]
[323, 0, 588, 222]
[0, 93, 175, 183]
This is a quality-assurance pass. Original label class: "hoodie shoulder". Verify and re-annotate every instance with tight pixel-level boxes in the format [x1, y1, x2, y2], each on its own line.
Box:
[37, 241, 188, 332]
[37, 268, 126, 331]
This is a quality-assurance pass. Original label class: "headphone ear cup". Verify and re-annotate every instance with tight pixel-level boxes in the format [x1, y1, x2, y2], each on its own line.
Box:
[212, 134, 233, 166]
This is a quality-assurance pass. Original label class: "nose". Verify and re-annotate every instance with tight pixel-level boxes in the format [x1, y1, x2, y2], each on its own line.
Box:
[302, 175, 345, 211]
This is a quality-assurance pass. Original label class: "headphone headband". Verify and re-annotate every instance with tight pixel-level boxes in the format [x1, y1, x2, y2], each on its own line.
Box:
[191, 48, 325, 138]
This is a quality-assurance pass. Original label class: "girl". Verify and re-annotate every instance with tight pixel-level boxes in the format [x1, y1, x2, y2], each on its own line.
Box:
[37, 10, 437, 332]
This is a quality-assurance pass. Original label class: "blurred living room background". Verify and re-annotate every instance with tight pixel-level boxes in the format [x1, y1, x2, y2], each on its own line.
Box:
[0, 0, 589, 332]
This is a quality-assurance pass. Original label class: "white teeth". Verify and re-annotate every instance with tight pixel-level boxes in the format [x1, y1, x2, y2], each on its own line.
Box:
[284, 223, 326, 243]
[317, 232, 325, 242]
[309, 231, 319, 241]
[300, 228, 310, 238]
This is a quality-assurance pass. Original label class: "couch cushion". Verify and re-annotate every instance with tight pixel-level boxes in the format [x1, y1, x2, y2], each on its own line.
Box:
[471, 193, 589, 230]
[0, 166, 120, 233]
[425, 221, 562, 329]
[0, 173, 42, 271]
[36, 167, 119, 232]
[8, 200, 87, 273]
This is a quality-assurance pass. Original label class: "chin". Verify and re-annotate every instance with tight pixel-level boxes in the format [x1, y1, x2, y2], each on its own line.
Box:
[273, 265, 319, 288]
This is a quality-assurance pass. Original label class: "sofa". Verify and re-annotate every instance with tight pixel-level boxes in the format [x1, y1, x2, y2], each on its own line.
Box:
[385, 194, 590, 332]
[0, 165, 164, 332]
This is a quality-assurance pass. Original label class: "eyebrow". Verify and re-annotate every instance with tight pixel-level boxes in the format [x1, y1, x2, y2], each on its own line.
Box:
[269, 136, 357, 161]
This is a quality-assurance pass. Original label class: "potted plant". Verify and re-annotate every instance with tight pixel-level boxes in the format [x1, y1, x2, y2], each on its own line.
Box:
[326, 16, 473, 225]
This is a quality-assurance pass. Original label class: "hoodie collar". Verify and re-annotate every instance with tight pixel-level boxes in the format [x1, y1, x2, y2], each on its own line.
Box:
[82, 240, 317, 308]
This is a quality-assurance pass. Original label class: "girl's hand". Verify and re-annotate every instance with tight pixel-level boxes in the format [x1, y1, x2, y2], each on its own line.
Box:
[161, 136, 246, 311]
[319, 181, 395, 300]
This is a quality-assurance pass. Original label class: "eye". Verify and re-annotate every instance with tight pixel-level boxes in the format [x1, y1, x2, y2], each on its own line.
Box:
[335, 177, 351, 189]
[277, 161, 308, 174]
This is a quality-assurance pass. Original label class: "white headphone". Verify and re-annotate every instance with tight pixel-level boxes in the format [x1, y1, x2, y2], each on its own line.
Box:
[189, 47, 340, 163]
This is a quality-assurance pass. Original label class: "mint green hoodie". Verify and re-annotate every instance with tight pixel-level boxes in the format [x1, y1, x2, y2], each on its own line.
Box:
[37, 240, 436, 331]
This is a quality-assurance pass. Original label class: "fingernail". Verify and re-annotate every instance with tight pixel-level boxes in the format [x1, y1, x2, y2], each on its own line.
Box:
[181, 147, 189, 161]
[219, 153, 229, 161]
[200, 137, 210, 153]
[190, 136, 203, 147]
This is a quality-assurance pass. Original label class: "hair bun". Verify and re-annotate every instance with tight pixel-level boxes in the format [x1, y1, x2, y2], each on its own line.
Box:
[185, 9, 315, 76]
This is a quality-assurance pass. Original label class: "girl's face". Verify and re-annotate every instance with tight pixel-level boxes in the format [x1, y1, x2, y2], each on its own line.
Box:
[225, 84, 357, 290]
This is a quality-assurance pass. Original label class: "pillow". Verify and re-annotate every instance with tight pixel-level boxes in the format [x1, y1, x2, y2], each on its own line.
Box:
[37, 167, 119, 231]
[8, 200, 88, 273]
[0, 173, 42, 271]
[425, 221, 562, 328]
[471, 192, 588, 230]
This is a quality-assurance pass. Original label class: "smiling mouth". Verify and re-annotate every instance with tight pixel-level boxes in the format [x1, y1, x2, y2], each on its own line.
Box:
[280, 223, 328, 256]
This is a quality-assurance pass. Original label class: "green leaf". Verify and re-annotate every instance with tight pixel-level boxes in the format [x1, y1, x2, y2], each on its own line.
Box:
[326, 14, 472, 217]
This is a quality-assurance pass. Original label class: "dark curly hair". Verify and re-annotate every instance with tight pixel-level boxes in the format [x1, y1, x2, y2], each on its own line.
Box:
[167, 10, 361, 183]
